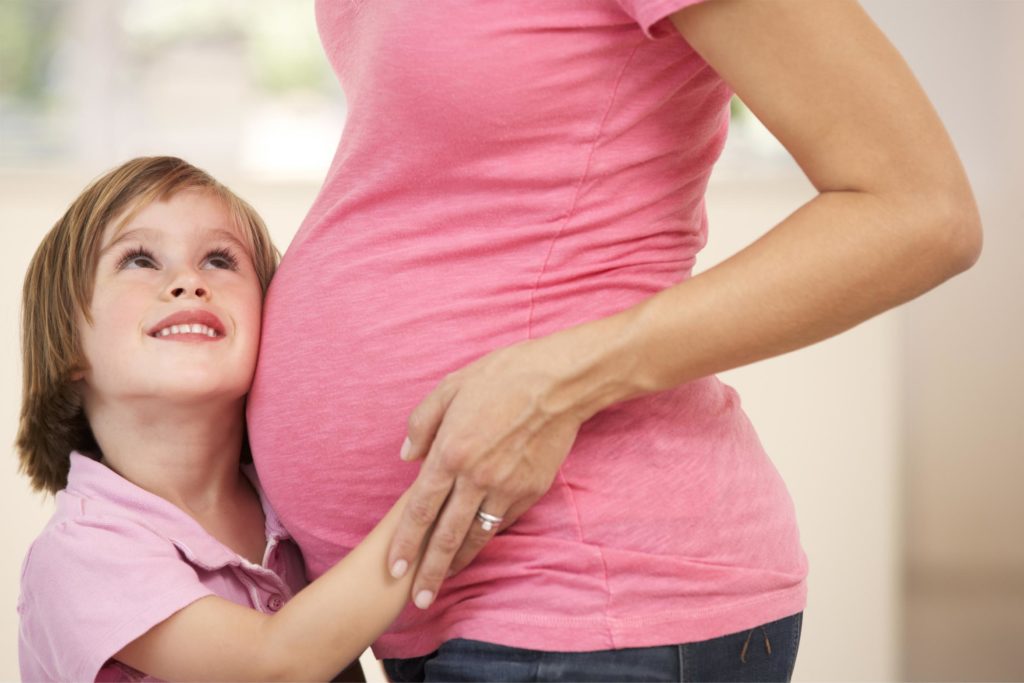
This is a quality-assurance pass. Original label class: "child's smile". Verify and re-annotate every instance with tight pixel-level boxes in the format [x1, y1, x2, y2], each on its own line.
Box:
[147, 309, 227, 341]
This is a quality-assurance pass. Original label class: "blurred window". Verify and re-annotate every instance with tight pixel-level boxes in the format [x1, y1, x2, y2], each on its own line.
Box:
[0, 0, 792, 180]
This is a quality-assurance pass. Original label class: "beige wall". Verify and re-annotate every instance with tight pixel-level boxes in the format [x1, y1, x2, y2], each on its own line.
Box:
[871, 2, 1024, 679]
[703, 176, 904, 682]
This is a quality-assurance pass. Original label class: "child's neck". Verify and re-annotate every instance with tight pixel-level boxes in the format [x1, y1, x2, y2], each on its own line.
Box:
[87, 396, 250, 515]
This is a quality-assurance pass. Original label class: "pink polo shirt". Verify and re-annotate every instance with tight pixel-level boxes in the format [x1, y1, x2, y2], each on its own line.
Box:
[17, 452, 306, 682]
[248, 0, 808, 659]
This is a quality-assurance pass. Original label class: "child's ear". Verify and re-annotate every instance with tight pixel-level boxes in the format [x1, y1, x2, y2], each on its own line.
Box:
[68, 362, 86, 382]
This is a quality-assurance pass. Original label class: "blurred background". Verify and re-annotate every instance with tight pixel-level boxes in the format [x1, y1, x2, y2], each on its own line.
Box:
[1, 1, 1021, 681]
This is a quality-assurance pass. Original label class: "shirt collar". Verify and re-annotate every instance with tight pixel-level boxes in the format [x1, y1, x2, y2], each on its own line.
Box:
[62, 451, 292, 571]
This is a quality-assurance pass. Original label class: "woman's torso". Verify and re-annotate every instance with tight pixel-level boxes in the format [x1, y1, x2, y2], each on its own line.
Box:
[247, 0, 808, 658]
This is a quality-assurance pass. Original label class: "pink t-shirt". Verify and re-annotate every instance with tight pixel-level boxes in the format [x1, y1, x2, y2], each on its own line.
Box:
[17, 453, 306, 682]
[248, 0, 808, 658]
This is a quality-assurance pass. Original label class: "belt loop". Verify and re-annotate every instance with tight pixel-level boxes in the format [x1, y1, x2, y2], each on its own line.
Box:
[740, 626, 772, 664]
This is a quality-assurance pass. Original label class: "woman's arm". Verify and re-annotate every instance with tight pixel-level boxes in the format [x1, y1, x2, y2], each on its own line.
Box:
[386, 0, 982, 607]
[113, 489, 420, 682]
[609, 0, 983, 395]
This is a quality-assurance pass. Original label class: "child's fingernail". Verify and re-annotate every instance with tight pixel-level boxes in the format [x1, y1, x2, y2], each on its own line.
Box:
[400, 437, 412, 460]
[414, 590, 433, 609]
[391, 559, 408, 579]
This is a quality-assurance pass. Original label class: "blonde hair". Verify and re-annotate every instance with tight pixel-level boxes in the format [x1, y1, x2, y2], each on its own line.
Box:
[17, 156, 280, 494]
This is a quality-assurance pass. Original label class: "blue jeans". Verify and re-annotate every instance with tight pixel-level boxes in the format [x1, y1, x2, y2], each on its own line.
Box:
[383, 611, 803, 682]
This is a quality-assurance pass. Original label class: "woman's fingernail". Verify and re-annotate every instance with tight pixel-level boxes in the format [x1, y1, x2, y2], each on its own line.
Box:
[391, 559, 408, 579]
[414, 590, 434, 609]
[400, 437, 412, 460]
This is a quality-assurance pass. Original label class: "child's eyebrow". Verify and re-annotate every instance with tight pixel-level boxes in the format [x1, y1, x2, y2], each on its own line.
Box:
[206, 228, 251, 254]
[99, 227, 249, 256]
[99, 227, 162, 256]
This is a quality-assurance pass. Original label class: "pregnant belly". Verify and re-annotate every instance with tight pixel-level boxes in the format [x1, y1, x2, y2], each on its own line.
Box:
[244, 236, 685, 574]
[245, 245, 543, 571]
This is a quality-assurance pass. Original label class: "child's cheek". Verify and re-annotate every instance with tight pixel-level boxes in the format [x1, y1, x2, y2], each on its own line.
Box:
[86, 289, 148, 356]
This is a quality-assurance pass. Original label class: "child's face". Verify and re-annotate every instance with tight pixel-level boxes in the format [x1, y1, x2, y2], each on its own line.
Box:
[77, 189, 264, 408]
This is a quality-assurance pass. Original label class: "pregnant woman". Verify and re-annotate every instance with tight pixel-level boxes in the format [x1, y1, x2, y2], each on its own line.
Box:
[247, 1, 981, 680]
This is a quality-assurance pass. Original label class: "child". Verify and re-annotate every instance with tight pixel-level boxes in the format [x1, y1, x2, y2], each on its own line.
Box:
[16, 156, 423, 682]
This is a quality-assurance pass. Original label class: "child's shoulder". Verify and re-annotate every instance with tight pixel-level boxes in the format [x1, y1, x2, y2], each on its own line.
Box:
[17, 478, 217, 683]
[24, 452, 210, 570]
[18, 455, 207, 601]
[17, 480, 215, 622]
[19, 488, 170, 591]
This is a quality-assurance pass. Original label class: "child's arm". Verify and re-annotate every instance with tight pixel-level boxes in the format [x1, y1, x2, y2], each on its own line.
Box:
[114, 489, 424, 681]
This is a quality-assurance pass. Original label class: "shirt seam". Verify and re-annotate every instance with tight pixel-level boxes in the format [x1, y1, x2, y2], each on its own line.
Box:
[525, 37, 646, 342]
[525, 36, 648, 649]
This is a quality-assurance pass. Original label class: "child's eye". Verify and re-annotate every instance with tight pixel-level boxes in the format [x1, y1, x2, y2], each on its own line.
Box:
[205, 248, 240, 270]
[117, 247, 158, 270]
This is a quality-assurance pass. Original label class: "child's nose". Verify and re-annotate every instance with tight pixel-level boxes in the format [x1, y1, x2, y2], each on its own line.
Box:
[171, 286, 207, 298]
[167, 267, 211, 300]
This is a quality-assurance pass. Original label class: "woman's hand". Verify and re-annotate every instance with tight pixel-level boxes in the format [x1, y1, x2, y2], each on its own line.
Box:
[386, 324, 628, 610]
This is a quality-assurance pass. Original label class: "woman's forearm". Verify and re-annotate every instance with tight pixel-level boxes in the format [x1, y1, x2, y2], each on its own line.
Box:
[262, 490, 420, 681]
[555, 190, 981, 421]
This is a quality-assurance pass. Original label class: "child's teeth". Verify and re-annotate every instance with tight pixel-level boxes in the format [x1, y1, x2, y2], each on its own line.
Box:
[156, 324, 219, 336]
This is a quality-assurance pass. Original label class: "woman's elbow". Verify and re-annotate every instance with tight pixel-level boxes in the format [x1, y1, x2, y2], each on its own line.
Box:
[939, 193, 984, 274]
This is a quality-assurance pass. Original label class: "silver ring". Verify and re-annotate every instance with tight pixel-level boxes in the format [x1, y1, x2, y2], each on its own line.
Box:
[475, 509, 503, 532]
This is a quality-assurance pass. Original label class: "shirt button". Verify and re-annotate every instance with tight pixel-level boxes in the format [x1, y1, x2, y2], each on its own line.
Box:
[266, 594, 284, 612]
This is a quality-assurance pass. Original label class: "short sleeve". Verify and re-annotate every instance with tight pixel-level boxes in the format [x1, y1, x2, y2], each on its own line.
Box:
[614, 0, 715, 39]
[18, 517, 215, 682]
